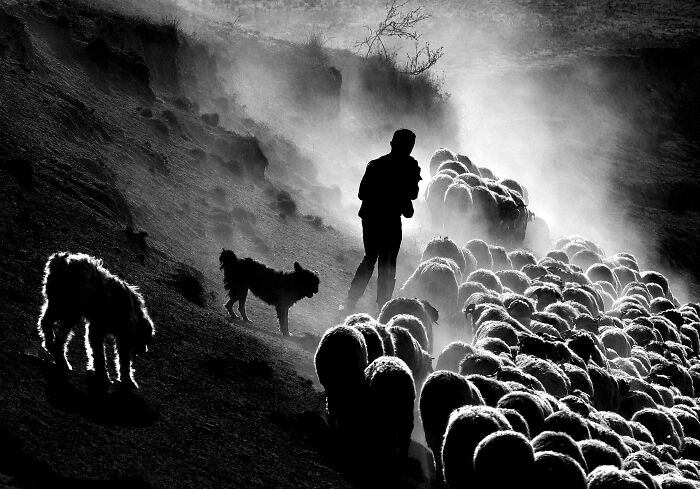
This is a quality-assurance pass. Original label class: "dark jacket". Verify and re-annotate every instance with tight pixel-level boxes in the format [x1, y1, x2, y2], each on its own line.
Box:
[358, 153, 422, 220]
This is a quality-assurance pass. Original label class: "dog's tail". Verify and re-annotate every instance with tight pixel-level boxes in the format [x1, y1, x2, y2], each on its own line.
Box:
[219, 249, 239, 270]
[42, 252, 71, 298]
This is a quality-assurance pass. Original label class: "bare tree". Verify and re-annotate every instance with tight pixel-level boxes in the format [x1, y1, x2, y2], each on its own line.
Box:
[355, 0, 444, 76]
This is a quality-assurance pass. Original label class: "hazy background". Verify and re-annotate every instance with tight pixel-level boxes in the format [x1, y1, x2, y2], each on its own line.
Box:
[98, 0, 700, 300]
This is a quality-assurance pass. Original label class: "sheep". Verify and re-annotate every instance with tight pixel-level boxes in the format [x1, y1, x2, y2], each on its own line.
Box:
[443, 182, 473, 226]
[500, 408, 531, 438]
[525, 215, 550, 253]
[587, 263, 617, 288]
[509, 250, 538, 270]
[579, 440, 624, 472]
[600, 411, 634, 438]
[378, 297, 439, 352]
[566, 330, 608, 368]
[458, 282, 493, 310]
[467, 269, 503, 294]
[571, 249, 603, 270]
[503, 293, 536, 326]
[531, 311, 570, 334]
[496, 269, 532, 294]
[489, 245, 512, 271]
[475, 336, 511, 356]
[532, 431, 588, 472]
[561, 363, 594, 398]
[626, 324, 659, 348]
[422, 236, 467, 273]
[528, 285, 565, 311]
[497, 390, 549, 436]
[518, 333, 577, 365]
[499, 178, 525, 199]
[386, 314, 429, 352]
[429, 148, 458, 176]
[388, 325, 433, 385]
[353, 324, 385, 363]
[516, 354, 570, 398]
[623, 451, 664, 475]
[314, 325, 368, 430]
[459, 351, 502, 376]
[563, 285, 600, 317]
[425, 173, 454, 217]
[641, 271, 670, 297]
[37, 252, 155, 391]
[419, 371, 483, 475]
[478, 166, 497, 179]
[436, 160, 469, 175]
[588, 364, 622, 412]
[671, 409, 700, 439]
[544, 410, 591, 441]
[586, 466, 648, 489]
[602, 328, 634, 358]
[473, 320, 519, 346]
[465, 239, 493, 270]
[632, 408, 682, 449]
[374, 325, 396, 356]
[456, 153, 479, 173]
[620, 391, 657, 422]
[547, 250, 570, 263]
[497, 365, 546, 391]
[468, 374, 512, 407]
[441, 405, 512, 488]
[473, 305, 528, 333]
[650, 363, 694, 397]
[590, 423, 630, 459]
[629, 421, 656, 444]
[525, 269, 554, 288]
[472, 430, 535, 488]
[680, 438, 700, 463]
[533, 451, 588, 489]
[400, 258, 459, 315]
[458, 172, 484, 188]
[436, 341, 474, 372]
[652, 298, 676, 314]
[437, 168, 459, 178]
[363, 356, 415, 463]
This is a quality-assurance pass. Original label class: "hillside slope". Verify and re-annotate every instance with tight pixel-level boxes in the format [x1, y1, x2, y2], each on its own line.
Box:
[0, 2, 430, 488]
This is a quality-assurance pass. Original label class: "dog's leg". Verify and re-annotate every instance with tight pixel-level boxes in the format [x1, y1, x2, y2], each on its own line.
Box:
[239, 289, 252, 324]
[52, 319, 76, 374]
[86, 324, 110, 391]
[276, 305, 290, 336]
[38, 303, 56, 352]
[116, 335, 138, 391]
[224, 298, 240, 320]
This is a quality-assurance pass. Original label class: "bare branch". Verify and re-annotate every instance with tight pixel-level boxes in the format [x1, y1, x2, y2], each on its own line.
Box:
[354, 0, 444, 75]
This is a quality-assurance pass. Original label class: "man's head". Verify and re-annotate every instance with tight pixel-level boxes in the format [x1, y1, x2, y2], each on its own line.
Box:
[390, 128, 416, 156]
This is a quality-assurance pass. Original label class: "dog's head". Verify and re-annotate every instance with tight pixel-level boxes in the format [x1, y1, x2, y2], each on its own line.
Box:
[294, 262, 320, 298]
[219, 249, 237, 270]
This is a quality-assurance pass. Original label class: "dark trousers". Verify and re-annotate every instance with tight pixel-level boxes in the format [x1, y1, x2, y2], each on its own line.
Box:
[346, 217, 402, 307]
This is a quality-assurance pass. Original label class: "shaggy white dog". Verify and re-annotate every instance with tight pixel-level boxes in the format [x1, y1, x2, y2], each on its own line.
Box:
[37, 252, 154, 390]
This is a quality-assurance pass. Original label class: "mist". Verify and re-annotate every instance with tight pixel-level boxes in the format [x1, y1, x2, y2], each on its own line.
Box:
[95, 0, 697, 300]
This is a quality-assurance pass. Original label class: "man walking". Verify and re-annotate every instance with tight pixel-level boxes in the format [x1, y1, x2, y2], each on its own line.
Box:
[340, 129, 422, 313]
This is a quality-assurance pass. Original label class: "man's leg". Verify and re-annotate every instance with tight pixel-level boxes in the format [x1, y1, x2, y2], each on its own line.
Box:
[376, 219, 402, 309]
[343, 219, 380, 310]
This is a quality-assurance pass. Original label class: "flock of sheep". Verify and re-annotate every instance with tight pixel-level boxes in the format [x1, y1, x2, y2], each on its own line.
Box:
[424, 148, 548, 249]
[314, 149, 700, 488]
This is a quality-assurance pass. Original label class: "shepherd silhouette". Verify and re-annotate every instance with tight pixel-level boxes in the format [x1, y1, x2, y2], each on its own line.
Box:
[340, 129, 422, 313]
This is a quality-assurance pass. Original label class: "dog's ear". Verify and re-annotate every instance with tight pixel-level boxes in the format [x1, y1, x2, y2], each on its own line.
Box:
[294, 262, 302, 272]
